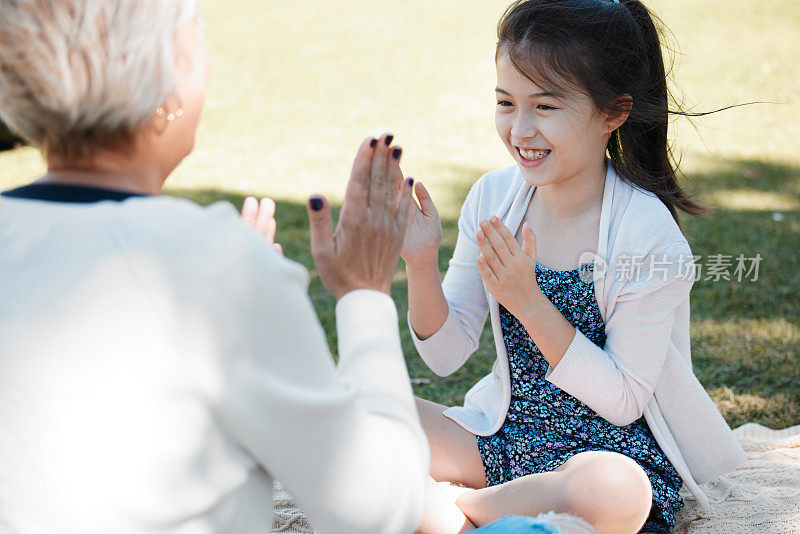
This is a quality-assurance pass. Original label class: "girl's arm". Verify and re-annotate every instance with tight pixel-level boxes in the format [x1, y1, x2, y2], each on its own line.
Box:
[403, 182, 448, 339]
[403, 181, 490, 376]
[477, 217, 695, 426]
[407, 261, 448, 340]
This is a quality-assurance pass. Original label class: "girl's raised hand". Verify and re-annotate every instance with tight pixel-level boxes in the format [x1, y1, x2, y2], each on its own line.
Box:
[476, 217, 542, 318]
[242, 196, 283, 254]
[400, 181, 443, 270]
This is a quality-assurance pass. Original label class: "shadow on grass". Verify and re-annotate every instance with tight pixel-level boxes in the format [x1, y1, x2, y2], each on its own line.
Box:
[166, 156, 799, 427]
[678, 158, 800, 427]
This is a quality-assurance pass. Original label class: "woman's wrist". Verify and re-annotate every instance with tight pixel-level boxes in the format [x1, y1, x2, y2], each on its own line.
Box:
[335, 286, 392, 302]
[333, 282, 391, 301]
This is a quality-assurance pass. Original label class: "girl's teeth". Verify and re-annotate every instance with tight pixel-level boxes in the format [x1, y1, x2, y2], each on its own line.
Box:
[520, 149, 549, 160]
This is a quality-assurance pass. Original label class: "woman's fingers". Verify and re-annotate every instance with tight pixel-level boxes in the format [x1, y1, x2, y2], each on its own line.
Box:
[384, 144, 404, 210]
[369, 133, 394, 207]
[390, 142, 406, 190]
[342, 137, 377, 216]
[307, 195, 334, 263]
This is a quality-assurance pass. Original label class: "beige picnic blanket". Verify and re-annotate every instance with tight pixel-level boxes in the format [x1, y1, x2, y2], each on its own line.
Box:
[272, 422, 800, 533]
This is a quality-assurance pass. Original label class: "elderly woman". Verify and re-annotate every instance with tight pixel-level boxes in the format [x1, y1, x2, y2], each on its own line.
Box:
[0, 1, 428, 533]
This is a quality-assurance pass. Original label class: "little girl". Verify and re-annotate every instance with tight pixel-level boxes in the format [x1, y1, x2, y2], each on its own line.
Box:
[401, 1, 746, 533]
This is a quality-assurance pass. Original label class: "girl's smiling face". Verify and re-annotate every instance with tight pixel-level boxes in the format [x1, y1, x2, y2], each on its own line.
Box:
[495, 52, 612, 187]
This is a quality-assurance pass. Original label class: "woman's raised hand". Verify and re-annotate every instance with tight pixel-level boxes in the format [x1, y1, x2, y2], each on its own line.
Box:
[306, 134, 415, 300]
[400, 181, 443, 271]
[242, 196, 283, 254]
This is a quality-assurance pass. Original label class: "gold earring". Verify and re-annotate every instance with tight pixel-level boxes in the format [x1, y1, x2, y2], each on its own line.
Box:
[155, 106, 184, 122]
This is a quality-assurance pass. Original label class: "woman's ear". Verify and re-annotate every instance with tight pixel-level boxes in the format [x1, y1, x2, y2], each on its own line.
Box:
[603, 94, 633, 133]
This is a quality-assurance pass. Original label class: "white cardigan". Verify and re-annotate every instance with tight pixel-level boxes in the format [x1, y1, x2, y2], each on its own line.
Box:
[410, 161, 745, 509]
[0, 194, 429, 534]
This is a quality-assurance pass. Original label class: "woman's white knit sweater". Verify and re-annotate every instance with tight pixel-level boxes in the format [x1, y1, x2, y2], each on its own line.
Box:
[0, 193, 429, 534]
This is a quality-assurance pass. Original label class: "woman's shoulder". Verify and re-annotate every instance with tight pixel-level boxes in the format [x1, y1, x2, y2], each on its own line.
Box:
[123, 196, 308, 288]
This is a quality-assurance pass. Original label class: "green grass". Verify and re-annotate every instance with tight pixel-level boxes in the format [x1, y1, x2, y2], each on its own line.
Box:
[1, 0, 798, 428]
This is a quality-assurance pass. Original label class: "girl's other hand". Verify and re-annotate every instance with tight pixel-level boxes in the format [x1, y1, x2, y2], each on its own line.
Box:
[476, 217, 543, 317]
[306, 134, 415, 300]
[401, 181, 443, 270]
[242, 196, 283, 255]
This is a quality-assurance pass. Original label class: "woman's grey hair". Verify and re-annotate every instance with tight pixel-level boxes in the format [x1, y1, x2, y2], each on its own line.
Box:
[0, 0, 198, 160]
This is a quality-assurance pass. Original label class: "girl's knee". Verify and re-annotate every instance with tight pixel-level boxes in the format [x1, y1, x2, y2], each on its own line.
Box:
[562, 452, 652, 534]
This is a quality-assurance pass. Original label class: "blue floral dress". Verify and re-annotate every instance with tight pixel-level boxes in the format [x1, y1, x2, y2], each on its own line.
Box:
[476, 261, 684, 533]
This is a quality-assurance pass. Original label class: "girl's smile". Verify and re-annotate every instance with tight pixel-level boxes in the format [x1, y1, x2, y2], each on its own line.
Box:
[515, 147, 551, 167]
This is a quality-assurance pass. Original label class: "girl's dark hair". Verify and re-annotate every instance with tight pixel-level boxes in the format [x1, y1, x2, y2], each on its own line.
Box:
[497, 0, 710, 228]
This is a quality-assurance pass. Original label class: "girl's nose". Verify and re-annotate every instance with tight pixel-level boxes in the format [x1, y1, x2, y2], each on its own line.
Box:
[510, 113, 539, 142]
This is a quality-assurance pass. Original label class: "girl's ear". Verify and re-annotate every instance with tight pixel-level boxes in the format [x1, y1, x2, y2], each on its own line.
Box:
[603, 94, 633, 134]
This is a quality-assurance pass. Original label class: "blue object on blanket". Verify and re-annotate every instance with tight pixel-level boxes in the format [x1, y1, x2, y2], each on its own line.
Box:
[474, 515, 561, 533]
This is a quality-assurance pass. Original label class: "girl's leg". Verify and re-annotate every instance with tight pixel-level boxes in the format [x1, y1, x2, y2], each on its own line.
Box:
[415, 397, 487, 487]
[413, 397, 488, 534]
[455, 450, 654, 534]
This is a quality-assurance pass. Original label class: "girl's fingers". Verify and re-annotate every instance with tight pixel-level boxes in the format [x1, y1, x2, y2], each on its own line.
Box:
[477, 228, 503, 273]
[477, 255, 496, 282]
[522, 222, 537, 259]
[396, 177, 416, 231]
[480, 219, 513, 264]
[490, 216, 520, 254]
[241, 196, 258, 225]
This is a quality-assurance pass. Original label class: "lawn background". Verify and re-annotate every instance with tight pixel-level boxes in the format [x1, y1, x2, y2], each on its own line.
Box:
[1, 0, 798, 427]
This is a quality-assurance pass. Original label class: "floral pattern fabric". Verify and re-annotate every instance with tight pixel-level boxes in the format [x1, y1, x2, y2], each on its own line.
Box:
[476, 261, 684, 533]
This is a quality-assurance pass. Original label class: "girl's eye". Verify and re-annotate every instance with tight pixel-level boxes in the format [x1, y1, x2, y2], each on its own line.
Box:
[497, 100, 514, 108]
[537, 104, 557, 111]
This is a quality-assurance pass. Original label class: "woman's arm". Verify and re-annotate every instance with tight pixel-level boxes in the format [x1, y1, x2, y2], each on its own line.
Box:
[216, 259, 429, 534]
[219, 135, 428, 533]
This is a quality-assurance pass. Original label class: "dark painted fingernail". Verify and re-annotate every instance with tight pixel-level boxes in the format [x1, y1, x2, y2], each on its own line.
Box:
[385, 134, 394, 145]
[392, 147, 402, 160]
[309, 197, 323, 211]
[407, 177, 414, 187]
[369, 138, 377, 148]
